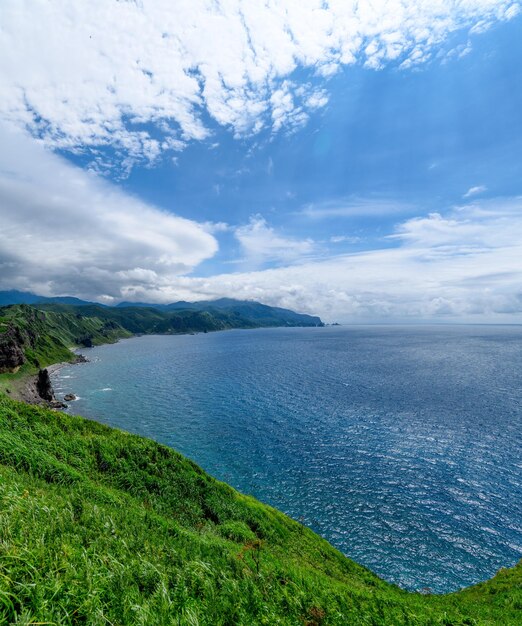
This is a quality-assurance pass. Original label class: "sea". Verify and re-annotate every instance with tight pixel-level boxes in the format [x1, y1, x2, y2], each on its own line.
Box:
[51, 325, 522, 593]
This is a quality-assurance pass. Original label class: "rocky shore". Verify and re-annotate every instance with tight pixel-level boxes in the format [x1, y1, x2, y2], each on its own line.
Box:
[8, 354, 87, 407]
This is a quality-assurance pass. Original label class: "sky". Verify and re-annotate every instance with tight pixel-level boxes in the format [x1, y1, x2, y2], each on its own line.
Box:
[1, 0, 521, 322]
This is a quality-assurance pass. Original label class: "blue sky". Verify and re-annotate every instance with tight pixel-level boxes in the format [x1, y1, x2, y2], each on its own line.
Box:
[1, 1, 521, 321]
[120, 17, 522, 275]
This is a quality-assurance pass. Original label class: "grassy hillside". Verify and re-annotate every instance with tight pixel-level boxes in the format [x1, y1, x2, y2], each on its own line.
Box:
[0, 291, 324, 329]
[0, 395, 520, 625]
[0, 305, 130, 384]
[115, 298, 325, 327]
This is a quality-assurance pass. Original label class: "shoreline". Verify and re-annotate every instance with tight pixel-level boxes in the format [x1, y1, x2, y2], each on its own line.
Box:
[10, 326, 317, 406]
[4, 328, 252, 406]
[10, 353, 87, 406]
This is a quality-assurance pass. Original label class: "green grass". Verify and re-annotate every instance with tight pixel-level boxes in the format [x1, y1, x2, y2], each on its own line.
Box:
[0, 396, 520, 624]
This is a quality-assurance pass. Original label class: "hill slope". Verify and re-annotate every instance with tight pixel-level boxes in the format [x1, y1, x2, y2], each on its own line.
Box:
[0, 395, 520, 625]
[0, 304, 130, 374]
[116, 298, 324, 327]
[0, 291, 324, 328]
[40, 300, 324, 330]
[0, 302, 322, 400]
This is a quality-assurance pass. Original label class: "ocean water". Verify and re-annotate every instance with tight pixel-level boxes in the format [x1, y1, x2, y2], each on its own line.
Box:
[52, 326, 522, 592]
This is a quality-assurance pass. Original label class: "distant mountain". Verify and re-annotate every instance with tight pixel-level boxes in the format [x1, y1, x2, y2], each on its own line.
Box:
[39, 300, 323, 331]
[0, 292, 322, 327]
[117, 298, 324, 327]
[115, 300, 171, 310]
[0, 290, 95, 307]
[0, 290, 43, 306]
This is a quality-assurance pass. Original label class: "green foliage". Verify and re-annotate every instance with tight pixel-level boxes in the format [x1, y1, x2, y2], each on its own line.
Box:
[218, 520, 257, 543]
[0, 304, 130, 370]
[0, 395, 520, 624]
[36, 301, 322, 334]
[0, 306, 133, 400]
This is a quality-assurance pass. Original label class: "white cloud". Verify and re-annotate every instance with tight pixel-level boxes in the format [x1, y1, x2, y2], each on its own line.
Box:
[120, 198, 522, 323]
[330, 235, 361, 244]
[299, 197, 414, 219]
[387, 204, 520, 262]
[0, 125, 217, 299]
[235, 215, 316, 267]
[0, 0, 519, 169]
[464, 185, 487, 198]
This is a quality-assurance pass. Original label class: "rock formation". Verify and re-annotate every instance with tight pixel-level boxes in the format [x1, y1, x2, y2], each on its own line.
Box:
[0, 326, 26, 372]
[36, 369, 55, 402]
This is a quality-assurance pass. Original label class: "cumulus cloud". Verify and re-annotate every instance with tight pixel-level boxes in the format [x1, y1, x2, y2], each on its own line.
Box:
[235, 215, 316, 267]
[0, 125, 217, 301]
[0, 0, 519, 170]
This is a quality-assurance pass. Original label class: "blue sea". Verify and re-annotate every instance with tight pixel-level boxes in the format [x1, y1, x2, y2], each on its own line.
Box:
[52, 326, 522, 593]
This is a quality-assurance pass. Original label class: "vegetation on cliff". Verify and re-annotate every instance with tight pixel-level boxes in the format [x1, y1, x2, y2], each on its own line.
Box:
[0, 304, 129, 375]
[0, 394, 520, 625]
[37, 299, 324, 332]
[0, 301, 322, 399]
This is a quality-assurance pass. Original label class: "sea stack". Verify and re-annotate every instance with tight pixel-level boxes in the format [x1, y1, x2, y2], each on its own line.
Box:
[36, 368, 55, 402]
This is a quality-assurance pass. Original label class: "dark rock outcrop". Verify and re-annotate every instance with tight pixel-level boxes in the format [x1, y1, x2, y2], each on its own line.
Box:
[0, 326, 26, 372]
[50, 400, 67, 410]
[64, 393, 76, 402]
[36, 369, 55, 402]
[77, 335, 94, 348]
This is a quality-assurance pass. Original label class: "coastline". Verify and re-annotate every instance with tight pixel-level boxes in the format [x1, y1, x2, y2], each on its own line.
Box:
[37, 325, 522, 595]
[1, 300, 324, 407]
[10, 326, 317, 406]
[4, 328, 254, 406]
[8, 353, 87, 406]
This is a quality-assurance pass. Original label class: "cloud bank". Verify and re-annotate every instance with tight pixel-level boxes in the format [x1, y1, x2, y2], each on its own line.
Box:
[0, 125, 217, 301]
[173, 201, 522, 322]
[0, 0, 519, 169]
[1, 127, 521, 321]
[1, 2, 521, 321]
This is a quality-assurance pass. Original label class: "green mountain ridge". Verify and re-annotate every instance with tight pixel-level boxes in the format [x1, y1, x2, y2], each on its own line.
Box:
[0, 291, 324, 329]
[37, 300, 323, 332]
[0, 304, 130, 372]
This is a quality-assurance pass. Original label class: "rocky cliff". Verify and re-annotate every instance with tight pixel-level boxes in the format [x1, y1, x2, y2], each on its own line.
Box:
[0, 325, 27, 372]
